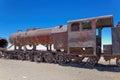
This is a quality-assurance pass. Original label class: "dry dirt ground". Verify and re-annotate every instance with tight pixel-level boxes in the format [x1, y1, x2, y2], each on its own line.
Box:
[0, 58, 120, 80]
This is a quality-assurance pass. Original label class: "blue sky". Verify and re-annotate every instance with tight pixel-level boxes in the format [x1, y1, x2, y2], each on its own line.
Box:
[0, 0, 120, 45]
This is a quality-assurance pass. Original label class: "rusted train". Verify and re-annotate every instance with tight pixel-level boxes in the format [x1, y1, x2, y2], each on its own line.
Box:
[1, 15, 120, 67]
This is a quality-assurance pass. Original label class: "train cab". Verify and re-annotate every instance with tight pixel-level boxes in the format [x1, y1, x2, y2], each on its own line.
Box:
[67, 15, 113, 58]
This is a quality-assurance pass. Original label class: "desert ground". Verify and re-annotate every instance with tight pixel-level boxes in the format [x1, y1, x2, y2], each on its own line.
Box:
[0, 58, 120, 80]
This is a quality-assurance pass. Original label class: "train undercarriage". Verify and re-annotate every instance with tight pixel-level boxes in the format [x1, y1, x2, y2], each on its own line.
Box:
[1, 49, 120, 67]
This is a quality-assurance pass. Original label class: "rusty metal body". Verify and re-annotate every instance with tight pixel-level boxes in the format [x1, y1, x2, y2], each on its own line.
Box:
[52, 26, 67, 50]
[103, 45, 112, 54]
[3, 15, 120, 67]
[67, 15, 113, 56]
[9, 26, 68, 51]
[9, 28, 53, 46]
[112, 26, 120, 54]
[67, 20, 96, 55]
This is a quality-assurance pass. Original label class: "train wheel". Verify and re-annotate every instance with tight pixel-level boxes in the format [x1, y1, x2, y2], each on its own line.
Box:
[27, 55, 31, 61]
[1, 52, 7, 59]
[34, 54, 43, 63]
[5, 52, 12, 59]
[43, 52, 54, 63]
[18, 52, 24, 60]
[75, 57, 84, 63]
[86, 57, 98, 66]
[54, 53, 59, 63]
[18, 54, 22, 60]
[58, 54, 64, 64]
[19, 54, 26, 60]
[58, 54, 68, 64]
[116, 58, 120, 67]
[25, 52, 30, 60]
[13, 52, 18, 59]
[27, 52, 34, 62]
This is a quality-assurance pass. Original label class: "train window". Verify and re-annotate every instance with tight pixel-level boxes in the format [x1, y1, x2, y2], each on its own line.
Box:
[71, 23, 80, 31]
[82, 21, 92, 30]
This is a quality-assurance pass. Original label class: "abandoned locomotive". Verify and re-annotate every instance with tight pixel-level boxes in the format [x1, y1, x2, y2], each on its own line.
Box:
[1, 15, 120, 67]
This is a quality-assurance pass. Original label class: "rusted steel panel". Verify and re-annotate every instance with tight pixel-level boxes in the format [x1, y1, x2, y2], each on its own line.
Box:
[67, 20, 96, 54]
[69, 47, 93, 54]
[9, 31, 24, 46]
[68, 30, 96, 55]
[25, 29, 52, 44]
[68, 30, 96, 48]
[103, 45, 112, 54]
[52, 32, 67, 50]
[9, 28, 53, 46]
[112, 27, 120, 54]
[52, 25, 67, 33]
[52, 26, 67, 50]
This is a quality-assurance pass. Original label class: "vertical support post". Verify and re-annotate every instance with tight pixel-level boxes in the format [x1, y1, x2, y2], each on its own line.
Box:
[46, 44, 49, 51]
[98, 28, 102, 47]
[67, 23, 71, 54]
[49, 44, 52, 51]
[14, 45, 17, 50]
[68, 47, 70, 54]
[24, 46, 27, 51]
[92, 19, 97, 55]
[95, 26, 102, 56]
[33, 45, 36, 50]
[18, 46, 22, 51]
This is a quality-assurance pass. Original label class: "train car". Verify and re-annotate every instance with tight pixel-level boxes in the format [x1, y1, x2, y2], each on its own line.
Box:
[1, 15, 120, 67]
[66, 15, 114, 65]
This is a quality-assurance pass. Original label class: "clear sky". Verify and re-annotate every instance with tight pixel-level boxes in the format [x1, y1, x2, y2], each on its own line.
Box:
[0, 0, 120, 45]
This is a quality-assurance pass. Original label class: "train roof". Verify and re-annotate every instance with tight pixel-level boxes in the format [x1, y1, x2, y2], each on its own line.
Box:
[68, 15, 114, 28]
[52, 25, 67, 33]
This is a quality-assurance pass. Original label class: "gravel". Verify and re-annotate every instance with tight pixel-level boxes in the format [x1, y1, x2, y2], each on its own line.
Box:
[0, 58, 120, 80]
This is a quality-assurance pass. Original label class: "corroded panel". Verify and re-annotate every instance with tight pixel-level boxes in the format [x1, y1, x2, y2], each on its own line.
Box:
[52, 26, 67, 50]
[112, 27, 120, 54]
[67, 20, 96, 54]
[68, 30, 96, 48]
[9, 28, 53, 46]
[52, 32, 67, 50]
[103, 45, 112, 54]
[70, 47, 93, 54]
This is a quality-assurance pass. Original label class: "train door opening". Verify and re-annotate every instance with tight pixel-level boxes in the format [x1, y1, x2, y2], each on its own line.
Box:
[96, 27, 112, 55]
[96, 28, 102, 56]
[102, 28, 112, 54]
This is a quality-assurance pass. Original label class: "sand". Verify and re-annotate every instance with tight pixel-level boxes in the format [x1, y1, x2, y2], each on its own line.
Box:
[0, 58, 120, 80]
